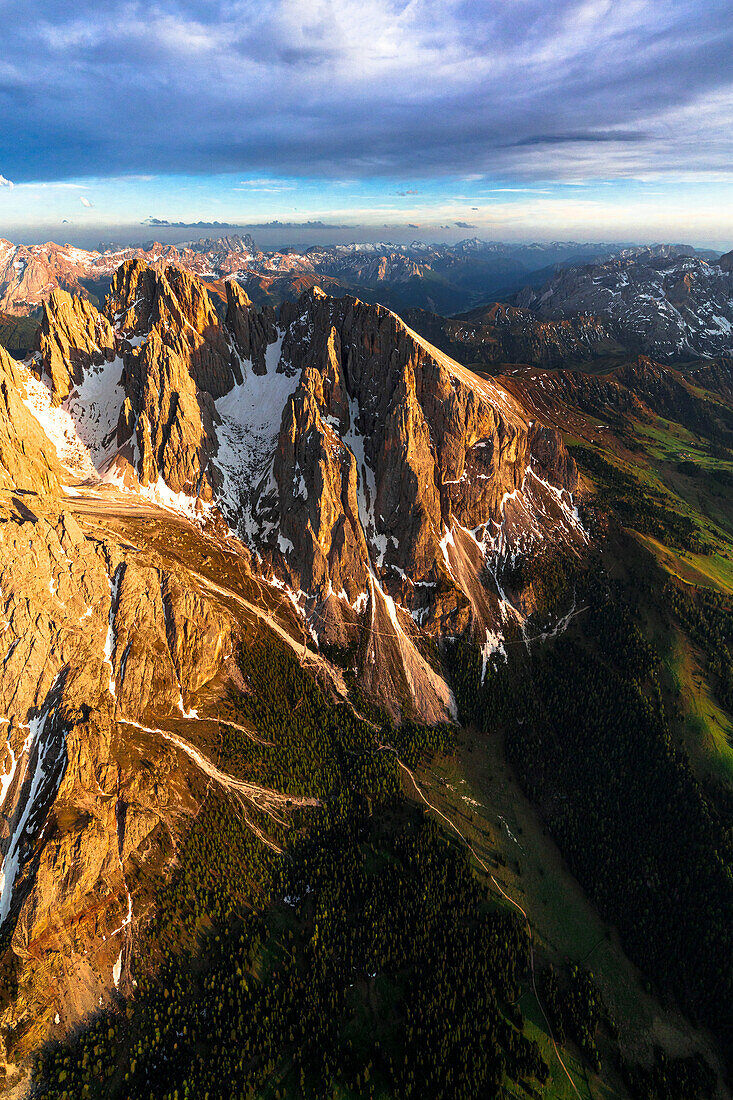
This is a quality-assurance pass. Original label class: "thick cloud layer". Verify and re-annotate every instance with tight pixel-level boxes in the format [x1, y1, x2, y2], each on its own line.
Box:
[1, 0, 732, 183]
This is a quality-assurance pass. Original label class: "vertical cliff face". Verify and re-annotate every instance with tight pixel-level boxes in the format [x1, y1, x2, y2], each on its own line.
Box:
[37, 289, 117, 405]
[0, 346, 63, 495]
[256, 291, 583, 647]
[98, 262, 234, 502]
[109, 261, 236, 397]
[225, 280, 278, 374]
[33, 261, 259, 503]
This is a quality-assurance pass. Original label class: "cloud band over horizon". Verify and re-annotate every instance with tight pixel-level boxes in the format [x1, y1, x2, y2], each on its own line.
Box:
[0, 0, 731, 243]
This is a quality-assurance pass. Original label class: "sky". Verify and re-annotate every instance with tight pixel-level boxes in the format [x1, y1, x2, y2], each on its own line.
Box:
[1, 0, 732, 249]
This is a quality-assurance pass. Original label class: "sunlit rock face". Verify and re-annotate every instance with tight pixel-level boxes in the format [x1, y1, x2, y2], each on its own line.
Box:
[25, 266, 584, 721]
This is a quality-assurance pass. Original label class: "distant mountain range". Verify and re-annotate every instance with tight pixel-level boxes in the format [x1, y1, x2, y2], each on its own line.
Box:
[0, 234, 720, 321]
[0, 236, 730, 368]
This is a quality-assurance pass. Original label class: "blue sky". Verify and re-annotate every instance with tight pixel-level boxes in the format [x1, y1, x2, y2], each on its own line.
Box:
[1, 0, 732, 248]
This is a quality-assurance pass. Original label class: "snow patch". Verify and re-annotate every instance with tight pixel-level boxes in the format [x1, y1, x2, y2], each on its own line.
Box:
[480, 629, 507, 683]
[0, 699, 66, 924]
[104, 570, 121, 698]
[214, 334, 296, 519]
[112, 950, 123, 988]
[102, 464, 209, 521]
[19, 366, 98, 480]
[0, 740, 17, 812]
[342, 393, 383, 564]
[64, 355, 125, 465]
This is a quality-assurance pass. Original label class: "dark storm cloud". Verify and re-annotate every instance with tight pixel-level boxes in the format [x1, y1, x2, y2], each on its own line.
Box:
[507, 130, 647, 147]
[0, 0, 731, 183]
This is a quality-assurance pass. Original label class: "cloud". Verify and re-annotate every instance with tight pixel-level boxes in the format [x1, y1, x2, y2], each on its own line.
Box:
[13, 181, 89, 191]
[142, 217, 249, 228]
[142, 217, 352, 230]
[0, 175, 14, 189]
[0, 0, 731, 191]
[454, 221, 476, 229]
[508, 130, 646, 148]
[243, 219, 350, 229]
[396, 189, 420, 196]
[79, 195, 93, 207]
[235, 177, 297, 192]
[483, 188, 553, 194]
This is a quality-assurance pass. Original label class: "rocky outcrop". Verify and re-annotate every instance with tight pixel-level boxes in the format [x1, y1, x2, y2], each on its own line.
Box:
[38, 270, 580, 717]
[225, 280, 278, 374]
[120, 330, 219, 499]
[28, 259, 286, 506]
[37, 289, 116, 404]
[264, 292, 579, 594]
[0, 346, 62, 494]
[36, 260, 248, 500]
[267, 326, 371, 606]
[161, 574, 232, 705]
[108, 262, 235, 396]
[241, 290, 585, 717]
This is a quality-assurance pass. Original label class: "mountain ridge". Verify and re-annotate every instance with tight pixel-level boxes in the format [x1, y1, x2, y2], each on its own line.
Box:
[514, 250, 733, 362]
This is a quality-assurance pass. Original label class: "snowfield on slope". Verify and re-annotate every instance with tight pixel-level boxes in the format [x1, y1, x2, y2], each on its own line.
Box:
[214, 333, 297, 516]
[19, 364, 99, 480]
[64, 355, 126, 465]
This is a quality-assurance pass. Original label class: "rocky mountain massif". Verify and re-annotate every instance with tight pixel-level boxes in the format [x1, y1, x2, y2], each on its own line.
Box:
[398, 248, 733, 372]
[515, 248, 733, 362]
[2, 252, 732, 1099]
[32, 262, 587, 709]
[0, 257, 593, 1086]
